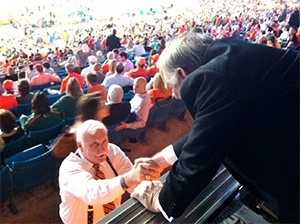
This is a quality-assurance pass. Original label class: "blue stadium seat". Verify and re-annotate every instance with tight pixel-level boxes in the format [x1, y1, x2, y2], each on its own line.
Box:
[1, 134, 29, 165]
[28, 120, 65, 146]
[122, 92, 134, 102]
[146, 98, 174, 131]
[11, 103, 32, 117]
[47, 93, 64, 105]
[9, 149, 56, 193]
[31, 83, 51, 92]
[169, 98, 186, 121]
[4, 144, 46, 167]
[106, 123, 126, 146]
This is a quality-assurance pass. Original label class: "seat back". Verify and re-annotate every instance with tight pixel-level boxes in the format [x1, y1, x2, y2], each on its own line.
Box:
[122, 85, 133, 93]
[1, 165, 11, 202]
[28, 120, 65, 146]
[47, 93, 64, 105]
[169, 98, 186, 120]
[4, 144, 45, 167]
[1, 134, 29, 164]
[14, 103, 32, 117]
[106, 123, 126, 146]
[147, 98, 174, 130]
[122, 92, 134, 102]
[11, 149, 56, 192]
[31, 83, 51, 92]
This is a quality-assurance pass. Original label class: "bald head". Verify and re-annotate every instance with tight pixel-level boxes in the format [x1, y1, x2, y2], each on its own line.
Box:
[133, 77, 147, 94]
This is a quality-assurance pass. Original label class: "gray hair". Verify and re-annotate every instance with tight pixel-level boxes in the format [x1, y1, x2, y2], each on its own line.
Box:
[76, 119, 107, 144]
[157, 32, 213, 87]
[107, 84, 124, 103]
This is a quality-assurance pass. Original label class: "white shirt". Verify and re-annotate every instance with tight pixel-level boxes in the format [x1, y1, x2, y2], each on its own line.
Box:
[102, 73, 134, 89]
[59, 143, 133, 224]
[81, 64, 96, 78]
[126, 92, 151, 129]
[132, 44, 146, 56]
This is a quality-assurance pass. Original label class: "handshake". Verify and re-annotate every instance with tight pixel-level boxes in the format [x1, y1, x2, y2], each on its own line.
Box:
[123, 156, 171, 213]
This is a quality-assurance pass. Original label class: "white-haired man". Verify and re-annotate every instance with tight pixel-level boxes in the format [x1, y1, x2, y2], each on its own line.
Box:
[75, 43, 93, 70]
[131, 32, 299, 223]
[59, 120, 159, 224]
[81, 55, 98, 80]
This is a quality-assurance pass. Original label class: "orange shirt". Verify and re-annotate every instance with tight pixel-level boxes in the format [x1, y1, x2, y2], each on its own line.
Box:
[149, 89, 172, 107]
[60, 73, 84, 93]
[0, 94, 18, 110]
[146, 65, 159, 77]
[125, 67, 148, 79]
[87, 84, 107, 101]
[102, 63, 109, 74]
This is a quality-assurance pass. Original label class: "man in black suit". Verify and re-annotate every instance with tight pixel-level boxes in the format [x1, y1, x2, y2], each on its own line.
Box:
[131, 32, 299, 223]
[106, 29, 121, 53]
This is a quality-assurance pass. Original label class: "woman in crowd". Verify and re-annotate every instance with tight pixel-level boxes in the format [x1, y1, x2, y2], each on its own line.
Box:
[0, 109, 25, 151]
[19, 92, 63, 132]
[0, 82, 18, 110]
[105, 59, 117, 77]
[16, 79, 34, 104]
[51, 77, 83, 119]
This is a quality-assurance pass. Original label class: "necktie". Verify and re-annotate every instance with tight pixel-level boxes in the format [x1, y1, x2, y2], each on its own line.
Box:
[93, 164, 116, 215]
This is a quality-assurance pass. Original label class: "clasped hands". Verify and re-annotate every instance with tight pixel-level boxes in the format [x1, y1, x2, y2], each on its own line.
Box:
[129, 157, 165, 213]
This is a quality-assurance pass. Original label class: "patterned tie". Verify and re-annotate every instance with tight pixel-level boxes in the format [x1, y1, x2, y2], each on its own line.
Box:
[93, 164, 116, 215]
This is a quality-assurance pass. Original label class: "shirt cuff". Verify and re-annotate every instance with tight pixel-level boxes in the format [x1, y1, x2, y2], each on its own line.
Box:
[161, 145, 178, 165]
[157, 198, 174, 222]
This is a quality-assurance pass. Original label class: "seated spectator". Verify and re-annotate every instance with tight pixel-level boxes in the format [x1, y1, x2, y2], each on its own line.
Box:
[51, 77, 83, 119]
[102, 84, 131, 126]
[27, 64, 38, 80]
[19, 92, 63, 132]
[148, 73, 172, 107]
[4, 66, 18, 82]
[16, 79, 34, 104]
[146, 51, 160, 77]
[86, 73, 107, 100]
[102, 62, 134, 89]
[115, 77, 150, 131]
[60, 63, 85, 93]
[3, 80, 15, 95]
[81, 55, 97, 78]
[124, 57, 148, 79]
[0, 82, 18, 110]
[128, 40, 146, 57]
[30, 64, 61, 86]
[267, 35, 281, 48]
[119, 52, 134, 73]
[105, 59, 117, 77]
[96, 50, 106, 64]
[43, 62, 56, 74]
[94, 63, 105, 84]
[102, 52, 115, 74]
[0, 109, 25, 151]
[112, 48, 120, 62]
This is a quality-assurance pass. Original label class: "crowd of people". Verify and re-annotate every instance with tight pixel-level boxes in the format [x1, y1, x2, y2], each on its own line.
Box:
[0, 0, 299, 223]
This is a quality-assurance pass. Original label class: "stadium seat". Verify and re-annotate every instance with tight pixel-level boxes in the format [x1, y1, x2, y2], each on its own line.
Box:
[27, 120, 65, 146]
[47, 93, 64, 105]
[31, 83, 51, 92]
[1, 134, 29, 165]
[11, 103, 32, 117]
[8, 149, 56, 193]
[169, 97, 186, 121]
[4, 144, 46, 167]
[106, 123, 126, 146]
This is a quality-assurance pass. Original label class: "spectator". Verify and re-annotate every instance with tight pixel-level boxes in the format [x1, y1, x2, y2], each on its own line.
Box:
[30, 64, 61, 86]
[105, 59, 117, 77]
[146, 52, 160, 78]
[27, 63, 38, 80]
[115, 77, 150, 131]
[102, 62, 134, 89]
[119, 52, 134, 73]
[16, 79, 34, 104]
[19, 92, 63, 132]
[59, 119, 159, 223]
[106, 29, 121, 52]
[43, 62, 56, 74]
[4, 66, 18, 82]
[101, 52, 115, 74]
[94, 63, 105, 84]
[81, 55, 98, 78]
[102, 84, 131, 126]
[0, 82, 18, 110]
[51, 77, 83, 119]
[75, 43, 93, 70]
[0, 109, 25, 152]
[125, 57, 148, 79]
[60, 63, 84, 93]
[129, 40, 146, 57]
[148, 73, 172, 107]
[86, 73, 107, 101]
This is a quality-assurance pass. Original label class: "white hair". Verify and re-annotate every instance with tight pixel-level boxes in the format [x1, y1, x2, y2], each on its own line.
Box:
[81, 43, 90, 53]
[157, 32, 213, 87]
[107, 84, 124, 103]
[76, 120, 107, 144]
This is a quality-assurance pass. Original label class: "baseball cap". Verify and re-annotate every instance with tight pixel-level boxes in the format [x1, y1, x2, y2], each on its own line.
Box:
[3, 79, 13, 90]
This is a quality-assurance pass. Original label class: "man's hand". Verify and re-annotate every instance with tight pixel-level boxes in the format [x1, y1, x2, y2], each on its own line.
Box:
[115, 122, 127, 131]
[131, 180, 162, 213]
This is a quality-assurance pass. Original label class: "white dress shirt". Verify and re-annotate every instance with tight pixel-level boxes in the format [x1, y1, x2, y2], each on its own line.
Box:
[102, 73, 134, 89]
[59, 143, 133, 224]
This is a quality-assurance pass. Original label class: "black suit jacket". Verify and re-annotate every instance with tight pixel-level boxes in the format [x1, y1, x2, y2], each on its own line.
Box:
[102, 102, 131, 126]
[159, 38, 299, 222]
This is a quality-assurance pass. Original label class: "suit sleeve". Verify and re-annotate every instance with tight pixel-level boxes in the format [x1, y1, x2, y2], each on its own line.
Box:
[159, 69, 253, 218]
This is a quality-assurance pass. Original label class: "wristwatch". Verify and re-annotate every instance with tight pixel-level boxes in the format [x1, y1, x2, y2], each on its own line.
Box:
[120, 176, 129, 190]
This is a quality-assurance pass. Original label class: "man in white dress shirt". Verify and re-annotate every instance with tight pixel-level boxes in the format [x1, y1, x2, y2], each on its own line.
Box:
[59, 120, 159, 224]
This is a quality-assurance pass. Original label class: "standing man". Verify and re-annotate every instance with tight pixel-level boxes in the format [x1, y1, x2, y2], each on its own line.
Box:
[131, 32, 299, 223]
[75, 43, 93, 70]
[106, 29, 121, 53]
[59, 120, 159, 224]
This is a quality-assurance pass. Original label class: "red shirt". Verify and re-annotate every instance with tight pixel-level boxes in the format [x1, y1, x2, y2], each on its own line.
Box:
[0, 94, 18, 110]
[60, 73, 84, 93]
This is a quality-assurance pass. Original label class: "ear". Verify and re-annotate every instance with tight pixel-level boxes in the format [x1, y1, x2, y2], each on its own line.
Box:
[77, 142, 81, 149]
[176, 68, 188, 80]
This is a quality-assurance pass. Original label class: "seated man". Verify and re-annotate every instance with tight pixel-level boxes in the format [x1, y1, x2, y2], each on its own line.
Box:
[115, 77, 150, 131]
[102, 84, 131, 126]
[30, 64, 61, 86]
[59, 120, 160, 223]
[124, 57, 148, 79]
